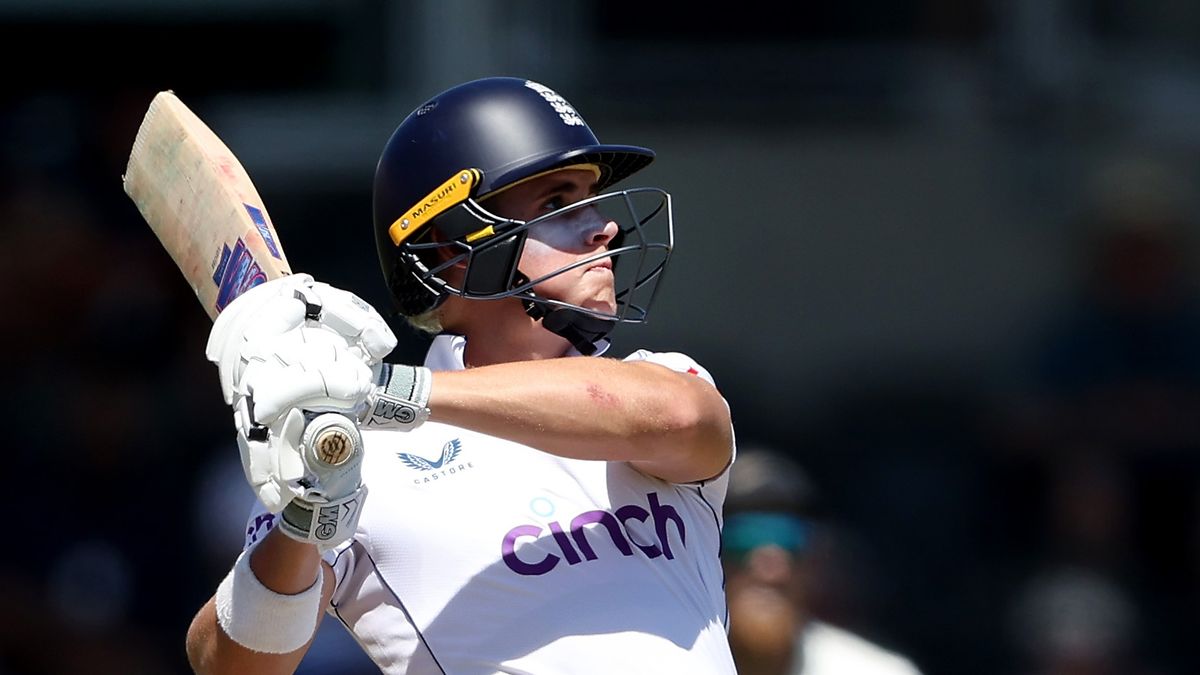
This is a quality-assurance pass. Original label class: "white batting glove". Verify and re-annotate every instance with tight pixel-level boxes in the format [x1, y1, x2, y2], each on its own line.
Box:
[308, 280, 396, 363]
[236, 326, 377, 424]
[235, 325, 375, 493]
[233, 325, 377, 549]
[206, 274, 397, 405]
[236, 408, 368, 550]
[204, 274, 426, 549]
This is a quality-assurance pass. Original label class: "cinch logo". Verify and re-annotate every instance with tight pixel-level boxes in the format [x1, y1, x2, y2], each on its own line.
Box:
[502, 492, 686, 576]
[398, 439, 474, 484]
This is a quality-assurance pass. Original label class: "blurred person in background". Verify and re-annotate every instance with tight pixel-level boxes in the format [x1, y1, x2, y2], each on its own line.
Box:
[1016, 157, 1200, 453]
[998, 450, 1168, 675]
[1007, 565, 1158, 675]
[995, 156, 1200, 669]
[723, 444, 923, 675]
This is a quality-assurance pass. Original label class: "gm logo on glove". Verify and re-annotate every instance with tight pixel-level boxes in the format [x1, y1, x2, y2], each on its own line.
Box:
[368, 395, 418, 425]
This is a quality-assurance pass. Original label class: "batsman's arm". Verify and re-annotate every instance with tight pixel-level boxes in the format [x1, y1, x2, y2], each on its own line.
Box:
[428, 355, 733, 484]
[186, 531, 332, 675]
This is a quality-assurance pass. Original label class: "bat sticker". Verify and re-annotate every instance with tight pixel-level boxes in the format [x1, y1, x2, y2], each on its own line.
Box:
[244, 203, 282, 259]
[213, 238, 268, 313]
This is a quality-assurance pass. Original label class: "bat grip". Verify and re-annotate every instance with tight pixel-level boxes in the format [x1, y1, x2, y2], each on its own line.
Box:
[301, 412, 362, 467]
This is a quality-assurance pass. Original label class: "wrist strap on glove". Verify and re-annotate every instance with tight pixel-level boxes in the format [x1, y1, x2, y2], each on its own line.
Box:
[367, 364, 433, 430]
[279, 486, 367, 551]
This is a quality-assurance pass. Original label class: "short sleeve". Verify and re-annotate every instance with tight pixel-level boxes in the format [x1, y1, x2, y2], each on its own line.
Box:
[242, 502, 279, 550]
[621, 349, 736, 484]
[622, 349, 719, 388]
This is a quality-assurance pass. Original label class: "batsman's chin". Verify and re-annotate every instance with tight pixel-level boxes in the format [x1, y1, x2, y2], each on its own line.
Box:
[578, 294, 619, 314]
[537, 273, 616, 316]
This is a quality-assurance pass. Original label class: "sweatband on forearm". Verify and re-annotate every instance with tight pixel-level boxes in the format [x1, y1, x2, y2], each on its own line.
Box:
[214, 549, 323, 654]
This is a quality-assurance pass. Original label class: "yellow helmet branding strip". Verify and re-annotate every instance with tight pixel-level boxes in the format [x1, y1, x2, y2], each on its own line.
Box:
[389, 168, 481, 246]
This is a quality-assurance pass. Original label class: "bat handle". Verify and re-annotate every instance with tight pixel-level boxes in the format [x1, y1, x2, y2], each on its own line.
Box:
[301, 412, 362, 467]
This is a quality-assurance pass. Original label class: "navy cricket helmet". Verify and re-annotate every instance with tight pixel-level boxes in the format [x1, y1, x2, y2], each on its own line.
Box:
[372, 76, 673, 353]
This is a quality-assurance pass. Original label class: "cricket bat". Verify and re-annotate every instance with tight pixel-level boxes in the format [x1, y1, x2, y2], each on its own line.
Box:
[123, 91, 357, 470]
[123, 90, 290, 320]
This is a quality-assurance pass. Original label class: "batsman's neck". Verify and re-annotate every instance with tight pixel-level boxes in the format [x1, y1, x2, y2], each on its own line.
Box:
[441, 296, 573, 367]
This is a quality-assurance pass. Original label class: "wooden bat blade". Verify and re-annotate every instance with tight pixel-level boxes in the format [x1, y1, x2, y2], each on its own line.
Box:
[123, 90, 291, 320]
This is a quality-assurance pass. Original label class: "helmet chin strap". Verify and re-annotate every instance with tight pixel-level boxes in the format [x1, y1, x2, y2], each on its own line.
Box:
[520, 293, 615, 356]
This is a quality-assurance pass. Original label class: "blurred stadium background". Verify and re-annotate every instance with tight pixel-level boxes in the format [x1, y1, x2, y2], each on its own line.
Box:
[1, 1, 1197, 673]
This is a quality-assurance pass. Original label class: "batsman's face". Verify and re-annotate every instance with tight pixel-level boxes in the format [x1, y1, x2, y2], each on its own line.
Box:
[486, 168, 619, 315]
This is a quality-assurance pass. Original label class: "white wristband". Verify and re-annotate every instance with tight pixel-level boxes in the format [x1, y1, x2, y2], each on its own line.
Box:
[214, 549, 323, 654]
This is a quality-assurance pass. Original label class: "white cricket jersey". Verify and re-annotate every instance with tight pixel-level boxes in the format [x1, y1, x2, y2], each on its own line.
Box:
[243, 334, 737, 675]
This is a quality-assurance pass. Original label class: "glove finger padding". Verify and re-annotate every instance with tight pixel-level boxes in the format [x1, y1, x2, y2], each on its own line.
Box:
[208, 275, 396, 405]
[241, 323, 354, 368]
[236, 406, 308, 512]
[309, 282, 397, 364]
[238, 332, 377, 425]
[246, 361, 374, 424]
[207, 274, 315, 404]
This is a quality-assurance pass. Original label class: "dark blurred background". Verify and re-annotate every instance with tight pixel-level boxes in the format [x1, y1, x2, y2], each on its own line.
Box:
[2, 1, 1198, 674]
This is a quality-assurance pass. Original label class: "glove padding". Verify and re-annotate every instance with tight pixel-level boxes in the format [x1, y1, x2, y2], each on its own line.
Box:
[207, 274, 397, 405]
[206, 275, 401, 549]
[233, 325, 377, 513]
[236, 326, 378, 426]
[245, 410, 368, 551]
